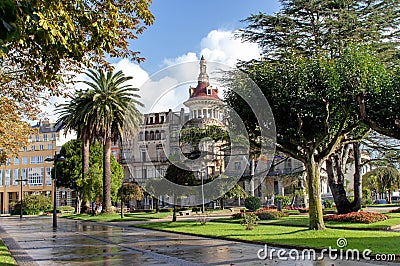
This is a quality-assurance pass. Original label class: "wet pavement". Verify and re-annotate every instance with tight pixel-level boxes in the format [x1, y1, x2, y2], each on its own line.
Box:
[0, 216, 397, 265]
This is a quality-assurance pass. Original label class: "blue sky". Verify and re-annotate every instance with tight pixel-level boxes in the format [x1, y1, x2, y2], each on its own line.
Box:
[43, 1, 282, 118]
[128, 0, 281, 73]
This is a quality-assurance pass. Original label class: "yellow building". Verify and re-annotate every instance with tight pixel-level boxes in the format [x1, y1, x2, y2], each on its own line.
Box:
[0, 118, 75, 214]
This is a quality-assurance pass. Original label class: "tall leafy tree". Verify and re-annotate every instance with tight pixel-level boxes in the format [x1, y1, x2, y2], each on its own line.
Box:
[363, 167, 400, 203]
[163, 163, 196, 222]
[225, 45, 393, 229]
[231, 0, 400, 230]
[0, 0, 154, 163]
[78, 69, 143, 213]
[118, 183, 144, 218]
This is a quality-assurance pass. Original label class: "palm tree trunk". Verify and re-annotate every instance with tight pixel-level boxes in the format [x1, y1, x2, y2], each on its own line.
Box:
[79, 137, 90, 214]
[102, 137, 112, 213]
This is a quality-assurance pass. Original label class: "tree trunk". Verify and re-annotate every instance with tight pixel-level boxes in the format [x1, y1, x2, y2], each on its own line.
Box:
[172, 206, 177, 222]
[220, 198, 224, 210]
[82, 137, 89, 179]
[351, 142, 362, 211]
[120, 200, 124, 219]
[306, 155, 325, 230]
[102, 137, 112, 213]
[326, 157, 352, 214]
[154, 197, 159, 213]
[301, 172, 308, 208]
[75, 192, 82, 214]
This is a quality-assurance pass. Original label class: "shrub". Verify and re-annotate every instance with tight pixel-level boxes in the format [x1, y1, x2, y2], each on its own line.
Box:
[255, 209, 289, 220]
[323, 199, 334, 209]
[323, 211, 389, 224]
[58, 206, 75, 213]
[240, 213, 259, 230]
[13, 194, 52, 215]
[275, 195, 290, 207]
[244, 196, 262, 211]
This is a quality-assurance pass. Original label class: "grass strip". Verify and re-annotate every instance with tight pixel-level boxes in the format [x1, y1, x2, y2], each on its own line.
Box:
[0, 240, 16, 265]
[132, 221, 400, 255]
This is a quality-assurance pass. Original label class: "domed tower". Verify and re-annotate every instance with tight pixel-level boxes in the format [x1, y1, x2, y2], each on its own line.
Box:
[184, 56, 224, 124]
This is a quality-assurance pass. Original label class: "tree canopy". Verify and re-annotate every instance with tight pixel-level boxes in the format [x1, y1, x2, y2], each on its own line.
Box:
[0, 0, 154, 164]
[57, 139, 123, 206]
[227, 0, 400, 230]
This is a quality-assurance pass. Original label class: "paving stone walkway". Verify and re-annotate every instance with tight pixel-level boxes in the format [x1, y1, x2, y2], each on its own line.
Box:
[0, 216, 397, 265]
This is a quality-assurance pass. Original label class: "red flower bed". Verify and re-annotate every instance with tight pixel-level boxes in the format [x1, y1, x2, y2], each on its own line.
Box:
[323, 211, 389, 224]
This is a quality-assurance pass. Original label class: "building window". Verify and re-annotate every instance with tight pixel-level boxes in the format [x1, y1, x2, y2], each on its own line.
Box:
[206, 87, 212, 95]
[139, 132, 144, 141]
[48, 144, 53, 150]
[145, 131, 149, 140]
[30, 156, 44, 164]
[155, 131, 160, 140]
[14, 158, 19, 165]
[13, 169, 19, 185]
[149, 117, 154, 124]
[142, 168, 147, 179]
[28, 168, 44, 186]
[46, 167, 52, 185]
[51, 133, 56, 140]
[31, 145, 35, 151]
[160, 116, 165, 123]
[22, 157, 28, 164]
[43, 134, 48, 141]
[5, 170, 10, 186]
[39, 145, 44, 150]
[21, 169, 27, 183]
[36, 135, 40, 142]
[150, 131, 154, 140]
[141, 151, 146, 162]
[6, 158, 11, 165]
[23, 146, 27, 152]
[234, 162, 241, 170]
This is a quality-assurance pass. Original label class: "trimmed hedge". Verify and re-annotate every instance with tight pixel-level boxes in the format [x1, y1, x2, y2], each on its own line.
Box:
[255, 209, 289, 220]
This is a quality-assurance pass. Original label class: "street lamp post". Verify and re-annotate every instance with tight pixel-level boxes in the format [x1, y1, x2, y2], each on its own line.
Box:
[15, 178, 28, 219]
[45, 152, 66, 228]
[200, 169, 205, 213]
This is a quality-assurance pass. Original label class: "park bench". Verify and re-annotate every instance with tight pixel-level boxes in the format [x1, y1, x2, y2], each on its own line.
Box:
[178, 210, 192, 216]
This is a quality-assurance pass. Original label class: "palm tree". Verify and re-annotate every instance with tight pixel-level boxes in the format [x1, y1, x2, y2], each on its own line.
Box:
[79, 69, 143, 213]
[56, 90, 93, 213]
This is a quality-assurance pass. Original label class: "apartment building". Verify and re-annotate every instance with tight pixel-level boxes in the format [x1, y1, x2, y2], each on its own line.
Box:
[0, 118, 75, 214]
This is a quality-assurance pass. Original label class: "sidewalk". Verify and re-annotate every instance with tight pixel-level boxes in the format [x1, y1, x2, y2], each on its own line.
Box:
[0, 216, 396, 266]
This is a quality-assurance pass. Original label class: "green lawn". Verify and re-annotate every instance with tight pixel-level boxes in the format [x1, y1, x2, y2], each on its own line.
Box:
[217, 213, 400, 229]
[0, 240, 15, 265]
[63, 211, 172, 222]
[132, 221, 400, 255]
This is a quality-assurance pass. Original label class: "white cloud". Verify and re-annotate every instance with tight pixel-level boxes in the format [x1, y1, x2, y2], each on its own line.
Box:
[200, 30, 260, 66]
[40, 59, 151, 122]
[163, 52, 198, 66]
[163, 29, 260, 68]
